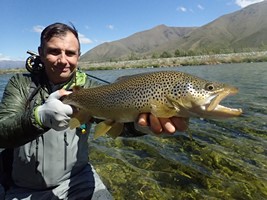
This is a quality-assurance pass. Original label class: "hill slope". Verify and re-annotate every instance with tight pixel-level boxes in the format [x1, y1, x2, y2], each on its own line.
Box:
[81, 1, 267, 62]
[171, 0, 267, 52]
[81, 25, 196, 62]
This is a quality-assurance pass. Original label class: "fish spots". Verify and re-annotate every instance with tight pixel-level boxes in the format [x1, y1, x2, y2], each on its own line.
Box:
[63, 70, 233, 119]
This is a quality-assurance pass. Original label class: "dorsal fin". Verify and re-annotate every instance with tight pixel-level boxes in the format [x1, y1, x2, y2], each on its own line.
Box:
[114, 73, 147, 82]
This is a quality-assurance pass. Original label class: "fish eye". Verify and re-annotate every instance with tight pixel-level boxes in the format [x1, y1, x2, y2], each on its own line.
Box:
[205, 83, 214, 91]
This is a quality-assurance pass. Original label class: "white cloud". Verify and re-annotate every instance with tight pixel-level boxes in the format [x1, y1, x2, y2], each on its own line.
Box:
[84, 25, 90, 30]
[33, 25, 45, 33]
[78, 33, 93, 44]
[177, 6, 187, 12]
[106, 24, 114, 30]
[235, 0, 265, 8]
[197, 4, 204, 10]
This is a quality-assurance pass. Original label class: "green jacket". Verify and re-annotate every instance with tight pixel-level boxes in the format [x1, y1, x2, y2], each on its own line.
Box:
[0, 70, 100, 147]
[0, 70, 100, 189]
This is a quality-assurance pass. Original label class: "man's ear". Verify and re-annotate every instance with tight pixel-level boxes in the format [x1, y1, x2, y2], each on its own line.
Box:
[38, 46, 46, 64]
[38, 46, 43, 57]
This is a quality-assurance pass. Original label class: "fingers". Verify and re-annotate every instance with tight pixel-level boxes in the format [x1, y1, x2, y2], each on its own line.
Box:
[149, 114, 163, 134]
[49, 89, 72, 100]
[170, 117, 188, 132]
[158, 118, 176, 134]
[62, 104, 74, 116]
[137, 114, 189, 135]
[137, 113, 149, 126]
[44, 90, 74, 116]
[137, 113, 163, 134]
[58, 89, 72, 97]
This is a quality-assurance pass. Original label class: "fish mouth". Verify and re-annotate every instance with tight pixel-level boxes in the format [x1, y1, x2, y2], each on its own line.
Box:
[203, 87, 242, 118]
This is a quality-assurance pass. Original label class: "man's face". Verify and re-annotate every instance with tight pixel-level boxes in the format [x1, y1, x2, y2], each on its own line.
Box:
[39, 31, 80, 84]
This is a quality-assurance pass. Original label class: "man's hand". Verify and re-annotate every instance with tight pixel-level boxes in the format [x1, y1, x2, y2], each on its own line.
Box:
[35, 89, 73, 131]
[137, 113, 188, 135]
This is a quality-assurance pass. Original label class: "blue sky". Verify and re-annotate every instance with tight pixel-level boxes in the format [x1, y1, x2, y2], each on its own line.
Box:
[0, 0, 265, 61]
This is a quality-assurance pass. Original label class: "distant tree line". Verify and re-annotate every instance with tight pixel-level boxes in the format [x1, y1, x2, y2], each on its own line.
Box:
[124, 44, 267, 61]
[157, 47, 267, 59]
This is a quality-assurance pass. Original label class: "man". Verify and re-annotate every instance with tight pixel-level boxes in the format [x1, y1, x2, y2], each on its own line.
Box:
[0, 23, 187, 199]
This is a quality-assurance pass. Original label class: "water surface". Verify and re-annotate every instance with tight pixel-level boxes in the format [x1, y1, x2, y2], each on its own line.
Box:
[0, 62, 266, 199]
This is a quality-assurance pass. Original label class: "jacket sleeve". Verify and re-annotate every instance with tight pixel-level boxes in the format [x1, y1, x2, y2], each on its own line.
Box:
[83, 75, 102, 89]
[0, 74, 43, 148]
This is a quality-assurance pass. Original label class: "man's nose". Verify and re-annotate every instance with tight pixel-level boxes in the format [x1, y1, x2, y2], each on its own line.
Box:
[57, 53, 68, 64]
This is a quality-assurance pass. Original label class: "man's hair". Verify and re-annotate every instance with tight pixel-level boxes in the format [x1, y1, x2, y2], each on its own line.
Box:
[40, 22, 80, 54]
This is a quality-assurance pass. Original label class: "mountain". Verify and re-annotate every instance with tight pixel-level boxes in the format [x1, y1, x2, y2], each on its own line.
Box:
[0, 60, 24, 69]
[170, 0, 267, 52]
[80, 1, 267, 63]
[81, 25, 196, 62]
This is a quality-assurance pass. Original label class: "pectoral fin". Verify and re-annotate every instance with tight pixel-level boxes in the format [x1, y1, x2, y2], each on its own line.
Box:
[165, 95, 183, 112]
[107, 123, 124, 139]
[94, 121, 124, 139]
[150, 100, 176, 118]
[94, 120, 113, 139]
[166, 94, 194, 111]
[69, 118, 81, 129]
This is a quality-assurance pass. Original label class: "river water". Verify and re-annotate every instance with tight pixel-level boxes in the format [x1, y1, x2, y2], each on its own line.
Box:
[0, 62, 266, 199]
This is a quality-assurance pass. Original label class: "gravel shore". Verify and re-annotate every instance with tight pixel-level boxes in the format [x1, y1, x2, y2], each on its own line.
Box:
[79, 51, 267, 70]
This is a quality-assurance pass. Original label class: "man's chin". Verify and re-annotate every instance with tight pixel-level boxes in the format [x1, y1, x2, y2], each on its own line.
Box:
[59, 70, 75, 80]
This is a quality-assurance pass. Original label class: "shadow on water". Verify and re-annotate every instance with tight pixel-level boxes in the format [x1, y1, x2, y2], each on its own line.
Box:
[87, 63, 267, 200]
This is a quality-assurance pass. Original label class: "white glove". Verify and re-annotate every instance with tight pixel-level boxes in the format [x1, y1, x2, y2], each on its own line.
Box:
[35, 90, 73, 131]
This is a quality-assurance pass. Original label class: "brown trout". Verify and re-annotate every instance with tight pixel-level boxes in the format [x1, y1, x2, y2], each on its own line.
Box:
[62, 71, 242, 138]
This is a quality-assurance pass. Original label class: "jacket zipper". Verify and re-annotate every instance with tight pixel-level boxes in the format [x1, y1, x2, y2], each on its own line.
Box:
[64, 132, 69, 170]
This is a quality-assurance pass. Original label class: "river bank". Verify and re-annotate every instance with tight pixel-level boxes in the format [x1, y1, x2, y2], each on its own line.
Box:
[78, 51, 267, 70]
[1, 51, 267, 74]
